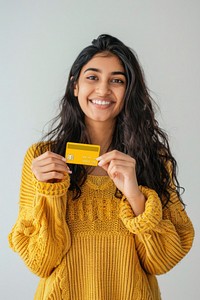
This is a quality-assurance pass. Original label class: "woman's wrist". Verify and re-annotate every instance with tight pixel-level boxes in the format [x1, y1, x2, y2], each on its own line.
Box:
[126, 191, 146, 216]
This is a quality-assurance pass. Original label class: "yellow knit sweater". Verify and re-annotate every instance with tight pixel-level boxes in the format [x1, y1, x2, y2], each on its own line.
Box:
[8, 145, 194, 300]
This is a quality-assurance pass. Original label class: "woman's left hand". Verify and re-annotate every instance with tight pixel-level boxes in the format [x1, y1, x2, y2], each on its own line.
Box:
[97, 150, 146, 215]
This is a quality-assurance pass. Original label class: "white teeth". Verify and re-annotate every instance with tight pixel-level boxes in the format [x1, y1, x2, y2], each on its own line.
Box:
[91, 100, 111, 105]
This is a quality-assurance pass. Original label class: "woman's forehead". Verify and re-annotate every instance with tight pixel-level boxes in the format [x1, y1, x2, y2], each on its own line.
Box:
[81, 53, 125, 73]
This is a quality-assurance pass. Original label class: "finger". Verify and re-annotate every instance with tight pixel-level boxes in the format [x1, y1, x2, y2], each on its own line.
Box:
[36, 171, 66, 182]
[98, 160, 134, 175]
[107, 159, 135, 167]
[98, 157, 135, 168]
[32, 154, 70, 174]
[97, 150, 133, 161]
[108, 162, 132, 174]
[97, 150, 135, 166]
[107, 163, 128, 177]
[37, 163, 69, 174]
[32, 161, 72, 178]
[34, 151, 66, 162]
[33, 157, 68, 169]
[98, 162, 109, 172]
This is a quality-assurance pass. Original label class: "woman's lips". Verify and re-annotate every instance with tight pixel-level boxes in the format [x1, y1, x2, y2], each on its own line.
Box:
[89, 99, 114, 108]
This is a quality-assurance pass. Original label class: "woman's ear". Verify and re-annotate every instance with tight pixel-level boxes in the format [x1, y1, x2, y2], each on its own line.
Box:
[74, 83, 79, 97]
[71, 77, 79, 97]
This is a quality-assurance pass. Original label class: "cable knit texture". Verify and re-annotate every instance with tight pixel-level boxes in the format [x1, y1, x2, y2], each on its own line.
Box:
[8, 145, 194, 300]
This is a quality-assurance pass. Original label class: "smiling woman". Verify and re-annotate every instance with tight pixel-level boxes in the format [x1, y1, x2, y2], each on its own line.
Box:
[8, 34, 194, 300]
[74, 54, 127, 124]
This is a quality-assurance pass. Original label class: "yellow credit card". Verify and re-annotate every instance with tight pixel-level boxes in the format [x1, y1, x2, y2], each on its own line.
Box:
[65, 142, 100, 166]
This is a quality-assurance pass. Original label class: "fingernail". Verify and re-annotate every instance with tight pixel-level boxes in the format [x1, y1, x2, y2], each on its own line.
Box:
[62, 157, 66, 162]
[96, 156, 102, 161]
[98, 160, 104, 166]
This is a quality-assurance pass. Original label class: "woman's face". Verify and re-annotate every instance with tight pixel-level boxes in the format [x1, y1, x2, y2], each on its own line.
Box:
[74, 53, 126, 126]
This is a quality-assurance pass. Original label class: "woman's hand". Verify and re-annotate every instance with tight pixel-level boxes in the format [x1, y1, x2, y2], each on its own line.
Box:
[97, 150, 146, 216]
[31, 151, 71, 183]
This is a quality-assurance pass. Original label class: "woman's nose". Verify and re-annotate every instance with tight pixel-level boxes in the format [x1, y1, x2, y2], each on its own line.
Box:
[96, 81, 111, 96]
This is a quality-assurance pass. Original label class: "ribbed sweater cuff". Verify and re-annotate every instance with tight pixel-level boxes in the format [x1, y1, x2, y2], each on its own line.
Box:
[32, 175, 70, 196]
[119, 186, 162, 234]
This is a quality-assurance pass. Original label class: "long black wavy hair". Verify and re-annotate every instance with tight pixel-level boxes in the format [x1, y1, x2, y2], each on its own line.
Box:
[38, 34, 184, 207]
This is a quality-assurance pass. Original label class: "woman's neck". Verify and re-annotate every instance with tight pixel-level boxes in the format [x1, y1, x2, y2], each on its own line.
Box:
[86, 120, 115, 155]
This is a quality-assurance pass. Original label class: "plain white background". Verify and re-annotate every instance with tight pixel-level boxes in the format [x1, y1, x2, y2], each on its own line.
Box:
[0, 1, 199, 299]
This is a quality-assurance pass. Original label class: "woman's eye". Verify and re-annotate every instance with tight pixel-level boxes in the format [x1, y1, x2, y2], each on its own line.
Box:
[86, 75, 98, 80]
[111, 78, 124, 84]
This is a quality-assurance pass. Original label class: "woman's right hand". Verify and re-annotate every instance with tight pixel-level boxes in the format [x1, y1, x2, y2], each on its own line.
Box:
[31, 151, 72, 182]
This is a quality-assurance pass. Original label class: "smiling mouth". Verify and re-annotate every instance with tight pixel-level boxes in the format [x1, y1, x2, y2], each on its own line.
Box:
[90, 99, 113, 106]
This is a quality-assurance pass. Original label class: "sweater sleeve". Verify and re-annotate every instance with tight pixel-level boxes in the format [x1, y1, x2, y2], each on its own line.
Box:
[119, 186, 194, 275]
[8, 145, 71, 278]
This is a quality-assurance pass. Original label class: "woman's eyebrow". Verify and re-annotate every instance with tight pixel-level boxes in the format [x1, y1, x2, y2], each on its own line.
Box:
[84, 68, 126, 77]
[112, 71, 126, 77]
[84, 68, 100, 73]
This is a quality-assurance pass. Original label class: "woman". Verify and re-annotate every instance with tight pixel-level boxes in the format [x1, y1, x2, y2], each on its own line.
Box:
[9, 34, 194, 299]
